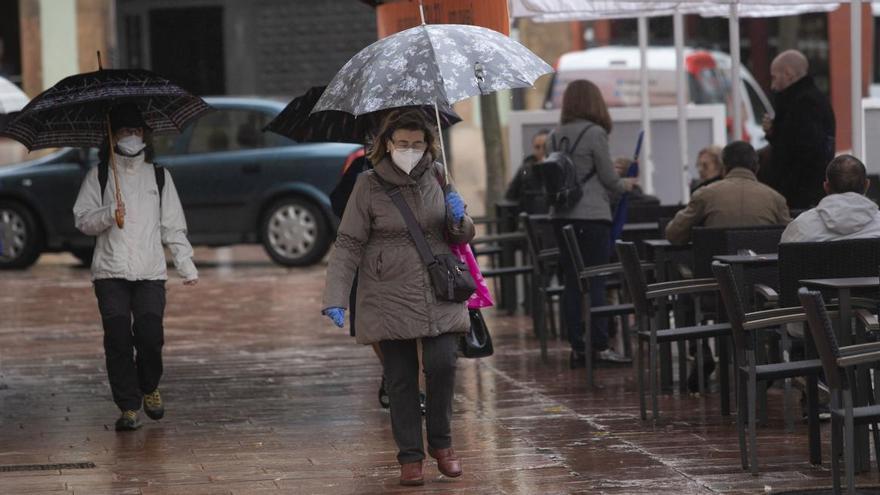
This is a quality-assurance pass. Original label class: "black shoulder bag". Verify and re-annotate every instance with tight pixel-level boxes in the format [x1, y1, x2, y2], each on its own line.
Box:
[384, 187, 476, 303]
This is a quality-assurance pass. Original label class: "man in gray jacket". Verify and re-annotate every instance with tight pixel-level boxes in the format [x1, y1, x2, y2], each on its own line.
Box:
[781, 154, 880, 242]
[73, 103, 198, 431]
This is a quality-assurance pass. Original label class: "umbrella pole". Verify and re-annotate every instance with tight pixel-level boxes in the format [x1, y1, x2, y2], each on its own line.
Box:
[434, 101, 450, 183]
[105, 117, 125, 229]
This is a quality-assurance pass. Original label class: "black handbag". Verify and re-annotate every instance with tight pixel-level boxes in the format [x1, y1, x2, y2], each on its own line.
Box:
[460, 309, 494, 358]
[384, 187, 476, 303]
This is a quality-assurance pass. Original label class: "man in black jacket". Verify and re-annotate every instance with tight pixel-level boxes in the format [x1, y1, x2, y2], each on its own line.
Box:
[759, 50, 836, 209]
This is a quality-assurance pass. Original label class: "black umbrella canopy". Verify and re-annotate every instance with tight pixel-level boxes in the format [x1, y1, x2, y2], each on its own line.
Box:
[0, 68, 211, 151]
[265, 85, 461, 144]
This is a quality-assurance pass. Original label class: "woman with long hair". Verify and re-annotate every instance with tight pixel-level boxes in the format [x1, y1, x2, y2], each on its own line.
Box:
[321, 109, 474, 486]
[551, 79, 636, 368]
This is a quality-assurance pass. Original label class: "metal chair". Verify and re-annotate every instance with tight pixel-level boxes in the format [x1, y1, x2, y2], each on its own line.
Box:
[713, 261, 825, 474]
[800, 288, 880, 495]
[616, 240, 731, 421]
[522, 213, 564, 362]
[561, 225, 648, 386]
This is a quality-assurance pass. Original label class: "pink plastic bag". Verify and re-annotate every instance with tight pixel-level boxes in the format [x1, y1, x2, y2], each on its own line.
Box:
[449, 243, 494, 309]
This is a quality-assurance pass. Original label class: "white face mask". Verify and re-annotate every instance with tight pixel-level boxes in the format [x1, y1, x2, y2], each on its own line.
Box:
[116, 135, 146, 156]
[390, 146, 424, 175]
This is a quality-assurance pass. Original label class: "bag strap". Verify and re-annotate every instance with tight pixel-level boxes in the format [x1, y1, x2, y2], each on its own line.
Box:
[373, 173, 440, 266]
[569, 123, 594, 153]
[154, 164, 165, 208]
[571, 123, 597, 185]
[383, 186, 436, 267]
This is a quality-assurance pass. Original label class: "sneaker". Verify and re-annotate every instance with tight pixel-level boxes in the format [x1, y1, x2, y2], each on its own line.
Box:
[378, 378, 390, 409]
[801, 402, 832, 422]
[115, 410, 142, 431]
[143, 389, 164, 420]
[596, 349, 632, 364]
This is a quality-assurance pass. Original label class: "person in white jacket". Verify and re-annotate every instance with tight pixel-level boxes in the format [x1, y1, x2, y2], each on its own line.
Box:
[73, 103, 198, 431]
[781, 154, 880, 243]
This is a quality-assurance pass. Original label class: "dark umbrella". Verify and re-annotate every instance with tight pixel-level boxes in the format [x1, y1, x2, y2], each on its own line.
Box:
[264, 86, 461, 144]
[0, 57, 210, 229]
[1, 68, 210, 151]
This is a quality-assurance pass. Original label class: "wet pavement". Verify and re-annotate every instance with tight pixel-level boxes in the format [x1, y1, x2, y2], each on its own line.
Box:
[1, 246, 878, 494]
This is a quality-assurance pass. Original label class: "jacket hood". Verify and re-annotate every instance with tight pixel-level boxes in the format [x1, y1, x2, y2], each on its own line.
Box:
[373, 152, 435, 186]
[815, 192, 880, 235]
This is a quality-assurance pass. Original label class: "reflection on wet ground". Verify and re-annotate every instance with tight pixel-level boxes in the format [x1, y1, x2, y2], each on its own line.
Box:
[0, 246, 877, 494]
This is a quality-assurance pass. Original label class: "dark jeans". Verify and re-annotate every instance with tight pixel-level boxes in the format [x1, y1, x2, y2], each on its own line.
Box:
[379, 333, 458, 464]
[553, 219, 611, 353]
[94, 279, 166, 412]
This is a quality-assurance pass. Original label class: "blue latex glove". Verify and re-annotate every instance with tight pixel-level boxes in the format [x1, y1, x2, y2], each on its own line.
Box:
[445, 192, 466, 222]
[322, 307, 345, 328]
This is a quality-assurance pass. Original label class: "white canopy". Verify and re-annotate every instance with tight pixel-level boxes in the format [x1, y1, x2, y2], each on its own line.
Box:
[510, 0, 859, 203]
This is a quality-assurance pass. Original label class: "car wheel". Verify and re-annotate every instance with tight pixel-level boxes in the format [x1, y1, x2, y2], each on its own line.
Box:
[70, 247, 95, 267]
[0, 200, 43, 269]
[260, 197, 330, 267]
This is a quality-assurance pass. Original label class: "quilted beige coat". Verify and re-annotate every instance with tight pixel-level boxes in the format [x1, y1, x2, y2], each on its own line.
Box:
[322, 154, 475, 344]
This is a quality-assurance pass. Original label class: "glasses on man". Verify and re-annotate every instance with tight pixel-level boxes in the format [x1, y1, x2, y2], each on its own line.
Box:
[391, 140, 427, 151]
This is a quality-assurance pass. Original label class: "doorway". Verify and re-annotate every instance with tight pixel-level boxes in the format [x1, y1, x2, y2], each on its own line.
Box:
[149, 7, 225, 95]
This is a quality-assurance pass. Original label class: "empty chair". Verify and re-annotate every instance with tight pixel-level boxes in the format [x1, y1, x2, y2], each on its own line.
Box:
[561, 225, 643, 386]
[713, 261, 824, 474]
[616, 240, 731, 420]
[799, 288, 880, 495]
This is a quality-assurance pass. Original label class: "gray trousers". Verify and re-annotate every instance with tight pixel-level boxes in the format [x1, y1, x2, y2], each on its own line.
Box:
[379, 333, 459, 464]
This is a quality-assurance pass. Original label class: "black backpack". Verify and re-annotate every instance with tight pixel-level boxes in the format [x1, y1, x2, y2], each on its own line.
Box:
[541, 123, 595, 210]
[98, 161, 165, 208]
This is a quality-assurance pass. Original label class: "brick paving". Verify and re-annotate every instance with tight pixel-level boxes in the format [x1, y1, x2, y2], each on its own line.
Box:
[0, 246, 878, 494]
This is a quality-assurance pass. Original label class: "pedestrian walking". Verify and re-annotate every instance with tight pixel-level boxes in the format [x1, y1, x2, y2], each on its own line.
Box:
[73, 103, 198, 431]
[322, 109, 474, 486]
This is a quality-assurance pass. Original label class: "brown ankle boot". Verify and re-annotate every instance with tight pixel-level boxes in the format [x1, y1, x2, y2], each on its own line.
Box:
[428, 447, 462, 478]
[399, 460, 424, 486]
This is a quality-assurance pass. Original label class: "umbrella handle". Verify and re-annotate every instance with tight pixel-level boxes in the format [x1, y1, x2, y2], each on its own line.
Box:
[433, 101, 449, 184]
[105, 117, 124, 229]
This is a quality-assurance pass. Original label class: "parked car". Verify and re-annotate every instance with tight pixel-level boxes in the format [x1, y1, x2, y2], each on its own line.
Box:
[545, 46, 774, 148]
[0, 97, 362, 269]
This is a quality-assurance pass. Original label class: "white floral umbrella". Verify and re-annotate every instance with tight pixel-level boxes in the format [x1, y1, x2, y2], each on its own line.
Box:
[313, 20, 553, 171]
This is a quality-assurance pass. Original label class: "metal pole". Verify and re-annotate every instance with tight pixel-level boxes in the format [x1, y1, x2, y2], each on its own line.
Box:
[729, 4, 742, 141]
[638, 16, 654, 194]
[674, 10, 690, 204]
[851, 0, 863, 159]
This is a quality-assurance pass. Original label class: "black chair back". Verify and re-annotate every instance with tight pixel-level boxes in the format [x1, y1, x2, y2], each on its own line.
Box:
[616, 240, 651, 318]
[798, 288, 848, 391]
[692, 225, 785, 278]
[778, 238, 880, 307]
[712, 261, 750, 354]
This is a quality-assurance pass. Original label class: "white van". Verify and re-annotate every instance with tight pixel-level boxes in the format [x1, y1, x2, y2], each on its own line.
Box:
[545, 46, 774, 148]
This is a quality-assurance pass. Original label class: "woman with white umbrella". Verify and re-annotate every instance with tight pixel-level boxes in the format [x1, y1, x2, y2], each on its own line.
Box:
[322, 109, 474, 486]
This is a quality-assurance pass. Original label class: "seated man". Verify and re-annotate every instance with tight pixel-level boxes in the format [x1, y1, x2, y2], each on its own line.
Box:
[778, 155, 880, 418]
[666, 141, 791, 245]
[781, 154, 880, 242]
